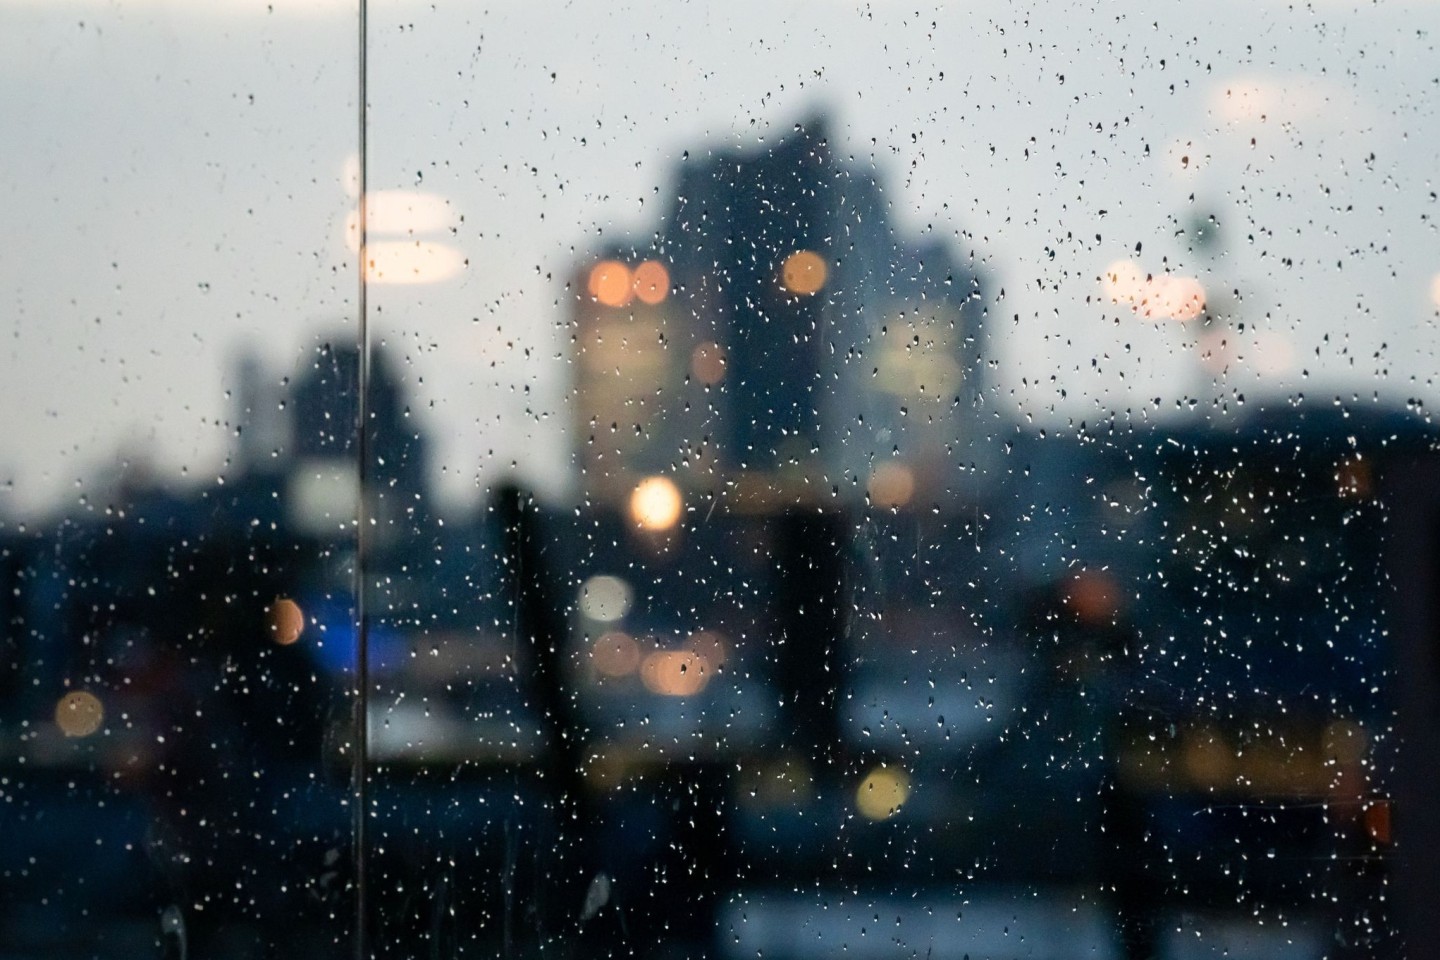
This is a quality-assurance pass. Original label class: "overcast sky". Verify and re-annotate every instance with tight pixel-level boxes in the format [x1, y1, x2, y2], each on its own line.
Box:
[3, 0, 1438, 516]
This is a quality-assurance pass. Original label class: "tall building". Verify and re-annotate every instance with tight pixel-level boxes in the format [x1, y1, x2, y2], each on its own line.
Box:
[287, 339, 430, 543]
[571, 115, 989, 512]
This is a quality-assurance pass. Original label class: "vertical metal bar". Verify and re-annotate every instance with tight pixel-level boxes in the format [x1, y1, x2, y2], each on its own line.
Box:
[353, 0, 370, 953]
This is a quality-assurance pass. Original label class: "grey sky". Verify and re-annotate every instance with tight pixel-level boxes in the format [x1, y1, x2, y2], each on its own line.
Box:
[4, 0, 1438, 516]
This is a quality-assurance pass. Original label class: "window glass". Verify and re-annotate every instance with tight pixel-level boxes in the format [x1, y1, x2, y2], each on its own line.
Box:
[2, 2, 360, 956]
[7, 1, 1440, 958]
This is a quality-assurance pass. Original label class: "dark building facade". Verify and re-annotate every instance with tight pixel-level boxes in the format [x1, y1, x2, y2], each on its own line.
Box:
[572, 116, 990, 511]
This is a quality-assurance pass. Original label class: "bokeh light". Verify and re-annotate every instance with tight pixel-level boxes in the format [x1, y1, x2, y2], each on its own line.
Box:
[780, 250, 827, 296]
[690, 341, 727, 384]
[632, 260, 670, 305]
[856, 766, 910, 820]
[640, 649, 710, 696]
[1103, 260, 1147, 304]
[687, 630, 729, 669]
[578, 575, 634, 622]
[1365, 800, 1393, 845]
[55, 690, 104, 738]
[592, 631, 642, 678]
[268, 598, 305, 646]
[363, 240, 466, 285]
[1181, 728, 1233, 787]
[629, 475, 683, 531]
[1105, 261, 1204, 322]
[1064, 570, 1120, 625]
[589, 260, 634, 308]
[867, 461, 915, 508]
[1147, 275, 1206, 321]
[1430, 272, 1440, 311]
[1325, 720, 1368, 765]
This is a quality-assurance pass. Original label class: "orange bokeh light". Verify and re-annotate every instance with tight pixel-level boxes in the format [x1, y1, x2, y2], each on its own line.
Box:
[269, 598, 305, 646]
[780, 250, 827, 296]
[632, 260, 669, 305]
[1065, 570, 1121, 625]
[589, 260, 634, 308]
[592, 631, 642, 678]
[640, 649, 710, 697]
[690, 341, 727, 384]
[868, 462, 915, 508]
[1365, 800, 1392, 845]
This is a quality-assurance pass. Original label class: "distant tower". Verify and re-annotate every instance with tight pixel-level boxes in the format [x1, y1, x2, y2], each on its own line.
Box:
[231, 348, 283, 476]
[570, 115, 989, 512]
[287, 339, 429, 541]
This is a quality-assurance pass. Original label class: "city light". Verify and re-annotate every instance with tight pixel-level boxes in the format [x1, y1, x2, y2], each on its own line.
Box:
[344, 190, 454, 252]
[1104, 260, 1205, 322]
[690, 341, 727, 384]
[867, 461, 915, 509]
[632, 260, 670, 305]
[1102, 259, 1147, 305]
[268, 598, 305, 646]
[341, 189, 464, 285]
[578, 574, 634, 622]
[1181, 728, 1233, 787]
[1142, 275, 1206, 322]
[639, 649, 710, 697]
[589, 260, 634, 308]
[686, 630, 729, 669]
[780, 250, 827, 296]
[363, 240, 466, 285]
[592, 631, 642, 678]
[55, 690, 104, 738]
[1365, 800, 1392, 845]
[856, 766, 910, 820]
[629, 475, 683, 531]
[1063, 570, 1120, 625]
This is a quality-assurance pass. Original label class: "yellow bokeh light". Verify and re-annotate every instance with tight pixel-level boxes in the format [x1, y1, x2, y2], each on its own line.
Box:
[1430, 273, 1440, 311]
[640, 649, 710, 697]
[592, 631, 642, 678]
[55, 690, 104, 738]
[690, 341, 727, 384]
[867, 462, 915, 508]
[780, 250, 827, 296]
[632, 260, 670, 305]
[629, 476, 683, 531]
[856, 766, 910, 820]
[268, 598, 305, 646]
[589, 260, 634, 308]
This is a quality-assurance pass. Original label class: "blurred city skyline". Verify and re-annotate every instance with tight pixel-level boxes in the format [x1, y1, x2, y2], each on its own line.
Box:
[4, 0, 1438, 517]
